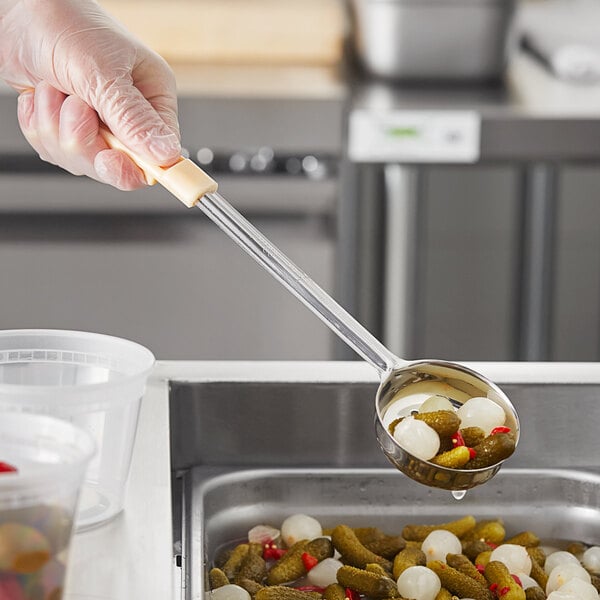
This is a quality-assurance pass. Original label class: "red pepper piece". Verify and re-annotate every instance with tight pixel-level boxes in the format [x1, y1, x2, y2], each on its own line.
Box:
[263, 546, 287, 561]
[490, 426, 512, 435]
[301, 552, 319, 572]
[468, 447, 477, 460]
[0, 461, 17, 474]
[486, 541, 498, 549]
[345, 589, 360, 600]
[499, 585, 511, 596]
[489, 582, 499, 593]
[452, 431, 466, 447]
[511, 573, 523, 587]
[295, 586, 326, 593]
[476, 563, 486, 573]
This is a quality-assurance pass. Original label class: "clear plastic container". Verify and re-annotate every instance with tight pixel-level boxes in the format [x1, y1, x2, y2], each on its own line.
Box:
[0, 330, 155, 531]
[0, 412, 95, 600]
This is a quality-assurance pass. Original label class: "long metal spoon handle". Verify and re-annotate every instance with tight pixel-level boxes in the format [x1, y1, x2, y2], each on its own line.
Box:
[200, 191, 402, 374]
[96, 127, 400, 373]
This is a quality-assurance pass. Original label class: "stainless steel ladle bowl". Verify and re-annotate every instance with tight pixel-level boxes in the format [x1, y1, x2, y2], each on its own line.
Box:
[375, 360, 519, 490]
[101, 129, 520, 491]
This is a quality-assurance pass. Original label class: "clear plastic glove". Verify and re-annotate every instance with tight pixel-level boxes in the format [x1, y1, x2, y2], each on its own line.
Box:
[0, 0, 181, 190]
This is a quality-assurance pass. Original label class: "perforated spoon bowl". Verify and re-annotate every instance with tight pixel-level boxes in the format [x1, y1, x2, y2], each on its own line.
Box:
[101, 129, 520, 490]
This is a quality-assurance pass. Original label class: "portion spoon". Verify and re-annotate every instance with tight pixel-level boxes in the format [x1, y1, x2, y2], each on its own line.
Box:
[101, 129, 520, 491]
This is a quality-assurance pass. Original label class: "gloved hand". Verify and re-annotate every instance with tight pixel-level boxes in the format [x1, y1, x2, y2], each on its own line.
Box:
[0, 0, 181, 190]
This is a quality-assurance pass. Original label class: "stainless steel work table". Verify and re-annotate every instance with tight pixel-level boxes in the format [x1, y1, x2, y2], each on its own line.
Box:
[65, 359, 600, 599]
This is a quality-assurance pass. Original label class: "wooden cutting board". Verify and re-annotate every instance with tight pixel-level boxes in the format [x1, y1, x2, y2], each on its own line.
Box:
[100, 0, 346, 66]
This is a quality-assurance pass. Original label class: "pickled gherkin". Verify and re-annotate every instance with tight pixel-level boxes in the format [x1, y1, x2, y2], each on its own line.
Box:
[524, 587, 546, 600]
[466, 433, 516, 469]
[213, 515, 598, 600]
[331, 525, 393, 571]
[446, 553, 487, 586]
[427, 560, 494, 600]
[266, 541, 308, 585]
[306, 537, 335, 561]
[267, 537, 332, 585]
[402, 515, 476, 542]
[414, 410, 461, 437]
[430, 446, 471, 469]
[237, 577, 264, 597]
[235, 548, 267, 585]
[222, 543, 249, 581]
[484, 560, 525, 600]
[209, 567, 230, 589]
[337, 565, 401, 598]
[460, 426, 486, 448]
[463, 540, 493, 562]
[566, 540, 587, 556]
[474, 550, 492, 568]
[526, 546, 546, 567]
[255, 586, 322, 600]
[363, 535, 406, 559]
[353, 527, 386, 545]
[392, 546, 427, 580]
[323, 583, 347, 600]
[527, 552, 548, 590]
[366, 563, 389, 576]
[505, 531, 540, 547]
[462, 519, 506, 545]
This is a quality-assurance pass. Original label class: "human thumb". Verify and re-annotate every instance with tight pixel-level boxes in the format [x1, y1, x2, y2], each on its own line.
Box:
[97, 81, 181, 166]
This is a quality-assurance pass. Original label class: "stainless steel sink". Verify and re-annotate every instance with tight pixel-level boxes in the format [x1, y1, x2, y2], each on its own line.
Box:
[169, 376, 600, 599]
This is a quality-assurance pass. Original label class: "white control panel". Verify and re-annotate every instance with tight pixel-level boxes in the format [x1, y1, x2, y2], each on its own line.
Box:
[348, 109, 481, 163]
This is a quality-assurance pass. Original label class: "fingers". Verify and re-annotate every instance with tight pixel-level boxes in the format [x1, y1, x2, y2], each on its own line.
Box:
[99, 82, 181, 167]
[92, 50, 181, 167]
[17, 82, 147, 190]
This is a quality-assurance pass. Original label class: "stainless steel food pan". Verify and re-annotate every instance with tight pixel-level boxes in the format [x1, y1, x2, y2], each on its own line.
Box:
[349, 0, 517, 80]
[185, 467, 600, 598]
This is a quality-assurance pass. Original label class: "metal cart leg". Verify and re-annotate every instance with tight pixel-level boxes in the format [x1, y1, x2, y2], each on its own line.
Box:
[518, 162, 558, 361]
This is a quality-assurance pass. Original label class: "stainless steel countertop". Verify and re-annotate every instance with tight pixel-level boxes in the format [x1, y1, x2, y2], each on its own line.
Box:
[68, 359, 600, 599]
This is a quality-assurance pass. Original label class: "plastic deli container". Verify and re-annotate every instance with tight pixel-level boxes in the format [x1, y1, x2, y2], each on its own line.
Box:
[0, 413, 95, 600]
[0, 330, 155, 531]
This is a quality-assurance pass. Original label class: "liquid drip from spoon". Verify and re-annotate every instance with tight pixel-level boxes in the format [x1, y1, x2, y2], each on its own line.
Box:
[452, 490, 467, 501]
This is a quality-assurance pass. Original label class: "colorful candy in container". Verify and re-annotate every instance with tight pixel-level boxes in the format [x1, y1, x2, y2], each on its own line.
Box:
[0, 413, 95, 600]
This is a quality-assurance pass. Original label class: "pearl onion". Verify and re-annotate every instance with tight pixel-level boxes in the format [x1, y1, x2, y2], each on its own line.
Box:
[544, 551, 581, 575]
[209, 584, 251, 600]
[490, 544, 532, 576]
[419, 395, 455, 413]
[421, 530, 462, 563]
[546, 562, 591, 594]
[307, 558, 343, 587]
[547, 592, 578, 600]
[457, 397, 506, 435]
[583, 547, 600, 573]
[517, 573, 541, 590]
[393, 417, 440, 461]
[396, 565, 441, 600]
[247, 525, 280, 545]
[555, 577, 599, 600]
[280, 514, 322, 547]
